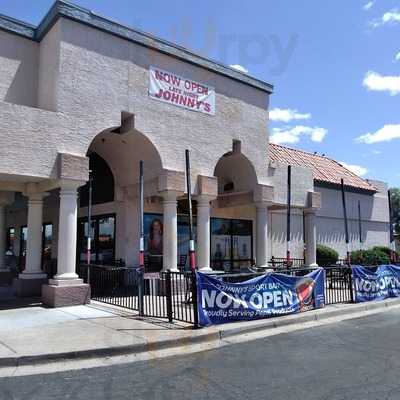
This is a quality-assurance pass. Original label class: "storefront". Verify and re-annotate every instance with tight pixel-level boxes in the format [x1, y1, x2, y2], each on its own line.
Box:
[0, 1, 391, 307]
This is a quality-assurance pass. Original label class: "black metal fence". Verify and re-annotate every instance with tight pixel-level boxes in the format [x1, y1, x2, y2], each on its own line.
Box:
[79, 265, 198, 327]
[268, 257, 305, 269]
[324, 267, 353, 304]
[79, 264, 359, 328]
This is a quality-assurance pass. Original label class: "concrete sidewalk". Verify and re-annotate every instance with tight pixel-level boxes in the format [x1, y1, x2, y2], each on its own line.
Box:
[1, 298, 400, 369]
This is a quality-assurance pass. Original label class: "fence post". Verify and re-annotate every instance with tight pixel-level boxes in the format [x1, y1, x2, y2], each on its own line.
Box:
[87, 264, 90, 287]
[348, 267, 354, 303]
[138, 269, 144, 316]
[191, 271, 199, 329]
[165, 270, 173, 323]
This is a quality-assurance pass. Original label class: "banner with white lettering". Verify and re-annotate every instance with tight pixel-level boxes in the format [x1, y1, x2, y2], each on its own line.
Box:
[352, 265, 400, 302]
[196, 268, 325, 326]
[149, 66, 215, 115]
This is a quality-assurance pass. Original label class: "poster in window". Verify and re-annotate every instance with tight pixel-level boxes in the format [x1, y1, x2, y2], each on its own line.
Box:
[144, 214, 163, 274]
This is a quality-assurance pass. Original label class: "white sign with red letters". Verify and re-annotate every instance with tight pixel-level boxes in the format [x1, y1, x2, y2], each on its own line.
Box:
[149, 66, 215, 115]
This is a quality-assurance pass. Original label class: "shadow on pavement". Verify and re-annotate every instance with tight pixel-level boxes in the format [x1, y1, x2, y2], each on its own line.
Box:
[0, 285, 42, 310]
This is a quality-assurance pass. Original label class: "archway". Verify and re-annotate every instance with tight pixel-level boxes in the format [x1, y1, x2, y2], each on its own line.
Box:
[79, 128, 164, 266]
[213, 151, 258, 195]
[87, 128, 163, 188]
[210, 150, 259, 271]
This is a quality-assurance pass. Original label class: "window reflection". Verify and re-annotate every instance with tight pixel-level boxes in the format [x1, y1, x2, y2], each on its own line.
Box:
[211, 218, 253, 271]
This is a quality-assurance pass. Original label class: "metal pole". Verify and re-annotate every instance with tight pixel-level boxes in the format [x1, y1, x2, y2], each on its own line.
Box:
[138, 161, 145, 317]
[139, 161, 144, 269]
[185, 149, 196, 271]
[341, 179, 350, 265]
[358, 200, 362, 251]
[286, 165, 292, 267]
[87, 170, 93, 265]
[302, 210, 306, 263]
[86, 170, 93, 284]
[388, 190, 395, 263]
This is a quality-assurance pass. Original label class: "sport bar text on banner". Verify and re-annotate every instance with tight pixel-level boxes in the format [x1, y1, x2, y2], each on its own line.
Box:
[149, 66, 215, 115]
[196, 268, 325, 326]
[352, 265, 400, 302]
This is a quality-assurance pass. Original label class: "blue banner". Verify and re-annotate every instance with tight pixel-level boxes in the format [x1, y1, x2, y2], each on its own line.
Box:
[196, 268, 325, 326]
[352, 265, 400, 302]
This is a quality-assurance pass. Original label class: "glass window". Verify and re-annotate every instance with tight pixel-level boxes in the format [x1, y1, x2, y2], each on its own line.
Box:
[143, 213, 197, 271]
[98, 217, 115, 264]
[177, 215, 196, 271]
[42, 224, 53, 261]
[211, 218, 253, 271]
[211, 218, 232, 271]
[6, 227, 15, 254]
[77, 215, 114, 265]
[232, 220, 253, 270]
[19, 226, 28, 270]
[144, 213, 163, 272]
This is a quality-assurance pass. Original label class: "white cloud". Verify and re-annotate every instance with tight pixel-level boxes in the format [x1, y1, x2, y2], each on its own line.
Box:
[356, 124, 400, 144]
[395, 52, 400, 62]
[229, 64, 248, 74]
[270, 125, 327, 144]
[363, 1, 374, 11]
[371, 9, 400, 28]
[362, 71, 400, 95]
[269, 108, 311, 123]
[339, 161, 368, 177]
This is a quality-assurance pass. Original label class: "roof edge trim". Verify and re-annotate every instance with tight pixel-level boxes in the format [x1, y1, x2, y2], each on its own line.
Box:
[0, 0, 274, 94]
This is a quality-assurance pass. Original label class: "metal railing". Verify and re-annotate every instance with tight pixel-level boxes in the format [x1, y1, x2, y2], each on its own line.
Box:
[192, 266, 355, 307]
[78, 265, 199, 327]
[268, 257, 305, 269]
[324, 266, 354, 304]
[79, 264, 141, 310]
[79, 263, 358, 328]
[318, 259, 349, 267]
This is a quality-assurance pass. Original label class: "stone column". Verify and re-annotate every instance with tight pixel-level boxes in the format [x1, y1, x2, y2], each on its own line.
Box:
[54, 183, 81, 280]
[14, 193, 48, 296]
[256, 203, 269, 268]
[22, 194, 48, 277]
[0, 204, 5, 270]
[162, 191, 178, 271]
[304, 209, 318, 266]
[42, 181, 90, 307]
[196, 195, 213, 271]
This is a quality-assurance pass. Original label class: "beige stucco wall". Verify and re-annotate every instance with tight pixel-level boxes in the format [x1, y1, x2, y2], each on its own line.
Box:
[0, 30, 38, 108]
[0, 18, 272, 187]
[269, 163, 314, 208]
[55, 18, 270, 185]
[314, 183, 390, 258]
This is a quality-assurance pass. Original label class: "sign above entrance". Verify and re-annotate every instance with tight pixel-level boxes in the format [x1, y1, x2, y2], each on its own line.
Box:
[149, 66, 215, 115]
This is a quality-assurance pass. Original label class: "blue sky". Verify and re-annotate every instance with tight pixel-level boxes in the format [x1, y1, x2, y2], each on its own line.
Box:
[1, 0, 399, 186]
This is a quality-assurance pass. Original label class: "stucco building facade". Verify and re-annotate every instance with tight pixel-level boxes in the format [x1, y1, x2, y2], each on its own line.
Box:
[0, 1, 391, 306]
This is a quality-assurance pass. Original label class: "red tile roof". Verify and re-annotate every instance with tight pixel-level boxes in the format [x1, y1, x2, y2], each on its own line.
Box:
[269, 143, 376, 192]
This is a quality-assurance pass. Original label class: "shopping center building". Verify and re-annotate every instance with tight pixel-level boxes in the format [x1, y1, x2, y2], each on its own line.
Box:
[0, 1, 391, 306]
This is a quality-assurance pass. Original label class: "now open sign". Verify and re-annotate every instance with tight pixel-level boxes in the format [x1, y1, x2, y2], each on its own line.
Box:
[149, 66, 215, 115]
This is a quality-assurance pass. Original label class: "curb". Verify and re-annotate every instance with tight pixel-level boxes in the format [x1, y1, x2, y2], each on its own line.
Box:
[1, 299, 399, 368]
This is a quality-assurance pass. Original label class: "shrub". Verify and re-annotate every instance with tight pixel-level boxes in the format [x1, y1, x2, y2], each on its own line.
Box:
[351, 249, 390, 266]
[316, 244, 339, 266]
[372, 246, 399, 260]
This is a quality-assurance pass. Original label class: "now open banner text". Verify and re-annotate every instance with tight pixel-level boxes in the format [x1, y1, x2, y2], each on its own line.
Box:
[149, 66, 215, 115]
